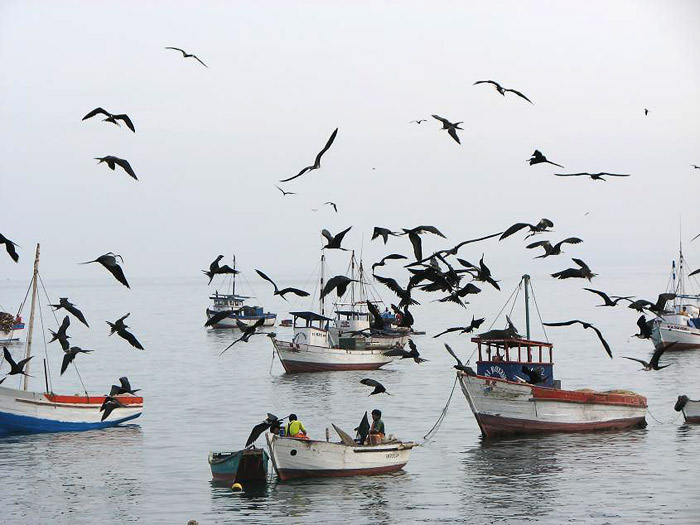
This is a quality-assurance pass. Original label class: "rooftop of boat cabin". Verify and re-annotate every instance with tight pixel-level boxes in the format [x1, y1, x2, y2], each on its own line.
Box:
[290, 311, 333, 322]
[209, 292, 250, 301]
[472, 336, 553, 364]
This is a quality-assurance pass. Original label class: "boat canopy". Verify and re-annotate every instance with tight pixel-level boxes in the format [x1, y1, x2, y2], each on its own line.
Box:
[290, 311, 333, 322]
[472, 336, 553, 363]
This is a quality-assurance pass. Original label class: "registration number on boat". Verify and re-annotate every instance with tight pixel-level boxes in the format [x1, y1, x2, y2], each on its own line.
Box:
[386, 452, 399, 458]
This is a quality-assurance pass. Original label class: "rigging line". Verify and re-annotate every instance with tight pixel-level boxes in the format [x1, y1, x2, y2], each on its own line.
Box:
[38, 273, 60, 326]
[486, 279, 522, 330]
[529, 280, 549, 343]
[421, 374, 459, 443]
[36, 291, 53, 391]
[72, 361, 89, 399]
[16, 276, 33, 316]
[507, 282, 522, 318]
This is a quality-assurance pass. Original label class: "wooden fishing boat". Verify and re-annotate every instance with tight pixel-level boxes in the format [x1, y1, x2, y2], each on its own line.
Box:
[674, 395, 700, 424]
[0, 244, 143, 436]
[0, 313, 24, 344]
[265, 428, 415, 480]
[208, 447, 269, 483]
[458, 275, 647, 438]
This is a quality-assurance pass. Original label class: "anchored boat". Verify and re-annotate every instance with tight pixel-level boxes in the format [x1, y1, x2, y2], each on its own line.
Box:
[674, 395, 700, 424]
[0, 244, 143, 436]
[0, 312, 24, 344]
[208, 447, 269, 483]
[205, 257, 276, 329]
[266, 426, 415, 480]
[650, 245, 700, 351]
[458, 275, 647, 438]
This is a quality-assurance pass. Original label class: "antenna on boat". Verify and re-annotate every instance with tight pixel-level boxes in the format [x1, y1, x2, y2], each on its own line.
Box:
[523, 274, 531, 340]
[232, 255, 237, 297]
[320, 251, 326, 317]
[23, 243, 40, 391]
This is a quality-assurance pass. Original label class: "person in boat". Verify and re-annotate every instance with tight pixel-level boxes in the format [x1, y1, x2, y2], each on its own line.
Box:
[285, 414, 307, 438]
[369, 409, 385, 443]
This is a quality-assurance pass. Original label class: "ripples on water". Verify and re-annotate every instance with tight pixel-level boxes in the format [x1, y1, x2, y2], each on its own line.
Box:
[1, 276, 699, 523]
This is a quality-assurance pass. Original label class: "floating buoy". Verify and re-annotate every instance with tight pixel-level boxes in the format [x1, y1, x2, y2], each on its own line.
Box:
[231, 482, 243, 491]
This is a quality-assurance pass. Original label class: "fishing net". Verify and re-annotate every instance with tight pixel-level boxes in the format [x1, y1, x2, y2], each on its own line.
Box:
[0, 312, 15, 332]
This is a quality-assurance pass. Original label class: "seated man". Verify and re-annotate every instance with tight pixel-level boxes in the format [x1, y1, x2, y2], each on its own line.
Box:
[369, 409, 385, 443]
[284, 413, 307, 438]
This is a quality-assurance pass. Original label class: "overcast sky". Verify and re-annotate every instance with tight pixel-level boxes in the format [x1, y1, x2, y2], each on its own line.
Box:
[1, 1, 699, 286]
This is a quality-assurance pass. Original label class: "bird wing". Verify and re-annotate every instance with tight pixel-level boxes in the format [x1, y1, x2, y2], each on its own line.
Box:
[584, 288, 612, 303]
[432, 114, 451, 126]
[65, 304, 89, 327]
[543, 320, 581, 328]
[372, 227, 391, 244]
[554, 173, 586, 177]
[500, 223, 531, 240]
[114, 114, 136, 132]
[526, 240, 550, 250]
[60, 352, 75, 375]
[82, 107, 111, 120]
[255, 269, 279, 294]
[366, 300, 384, 329]
[245, 421, 272, 447]
[360, 378, 381, 388]
[622, 356, 649, 367]
[119, 328, 144, 350]
[600, 173, 630, 177]
[104, 262, 130, 288]
[504, 88, 533, 104]
[321, 229, 334, 243]
[3, 347, 18, 369]
[587, 324, 613, 359]
[689, 268, 700, 277]
[205, 310, 233, 327]
[4, 240, 19, 262]
[649, 343, 677, 368]
[559, 237, 583, 246]
[408, 232, 422, 261]
[112, 157, 138, 180]
[443, 343, 463, 367]
[312, 128, 339, 168]
[373, 275, 404, 297]
[279, 165, 312, 183]
[383, 348, 409, 357]
[165, 47, 187, 56]
[433, 327, 463, 338]
[192, 55, 208, 68]
[58, 315, 71, 334]
[545, 160, 565, 168]
[331, 226, 352, 248]
[278, 287, 310, 298]
[572, 258, 589, 270]
[473, 80, 500, 88]
[408, 339, 418, 353]
[655, 293, 676, 310]
[119, 376, 132, 391]
[447, 127, 461, 144]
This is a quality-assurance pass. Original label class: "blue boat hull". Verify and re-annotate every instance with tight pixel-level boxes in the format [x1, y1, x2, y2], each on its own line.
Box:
[0, 411, 142, 436]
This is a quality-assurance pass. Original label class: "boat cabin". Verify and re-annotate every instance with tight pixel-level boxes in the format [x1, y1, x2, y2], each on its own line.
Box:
[290, 311, 332, 347]
[473, 336, 555, 388]
[209, 292, 248, 311]
[662, 302, 700, 328]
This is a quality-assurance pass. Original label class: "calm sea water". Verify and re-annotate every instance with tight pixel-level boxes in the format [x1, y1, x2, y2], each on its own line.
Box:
[1, 271, 699, 524]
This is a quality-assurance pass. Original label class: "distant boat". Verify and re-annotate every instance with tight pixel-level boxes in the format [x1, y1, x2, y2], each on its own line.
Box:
[265, 426, 415, 480]
[650, 244, 700, 351]
[675, 395, 700, 424]
[205, 256, 276, 329]
[270, 252, 402, 372]
[459, 275, 647, 438]
[208, 447, 269, 483]
[0, 244, 143, 436]
[0, 312, 24, 344]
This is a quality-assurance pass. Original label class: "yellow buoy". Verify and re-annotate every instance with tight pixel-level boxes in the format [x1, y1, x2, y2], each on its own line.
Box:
[231, 482, 243, 491]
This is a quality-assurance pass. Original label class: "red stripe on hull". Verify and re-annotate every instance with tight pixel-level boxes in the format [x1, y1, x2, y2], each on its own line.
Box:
[531, 387, 647, 407]
[277, 463, 406, 480]
[685, 416, 700, 424]
[44, 394, 143, 405]
[280, 359, 388, 373]
[655, 342, 700, 351]
[475, 413, 647, 438]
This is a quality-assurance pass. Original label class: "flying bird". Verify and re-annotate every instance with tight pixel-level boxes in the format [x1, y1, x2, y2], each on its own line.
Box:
[644, 108, 649, 116]
[204, 310, 234, 327]
[220, 318, 266, 355]
[82, 108, 135, 132]
[275, 186, 296, 196]
[622, 343, 677, 371]
[80, 252, 130, 288]
[383, 339, 427, 363]
[437, 282, 482, 308]
[692, 165, 700, 169]
[473, 80, 533, 104]
[583, 288, 633, 307]
[372, 253, 408, 272]
[203, 255, 238, 285]
[526, 237, 583, 258]
[256, 269, 310, 300]
[633, 315, 654, 339]
[627, 293, 675, 315]
[322, 227, 352, 250]
[280, 128, 339, 182]
[360, 378, 389, 395]
[48, 315, 71, 351]
[374, 274, 418, 308]
[372, 227, 400, 244]
[107, 314, 143, 350]
[410, 119, 426, 124]
[2, 346, 32, 376]
[443, 343, 476, 375]
[402, 225, 446, 261]
[457, 255, 500, 290]
[478, 317, 520, 340]
[320, 275, 355, 300]
[433, 316, 485, 338]
[95, 156, 138, 180]
[500, 219, 554, 240]
[164, 46, 208, 67]
[551, 258, 596, 281]
[107, 313, 130, 335]
[246, 413, 282, 447]
[690, 268, 700, 277]
[61, 346, 93, 375]
[527, 150, 564, 168]
[366, 300, 386, 330]
[50, 298, 89, 327]
[432, 114, 462, 144]
[554, 172, 630, 181]
[324, 202, 338, 213]
[109, 376, 140, 396]
[100, 395, 127, 421]
[543, 320, 612, 358]
[0, 233, 19, 262]
[391, 303, 415, 328]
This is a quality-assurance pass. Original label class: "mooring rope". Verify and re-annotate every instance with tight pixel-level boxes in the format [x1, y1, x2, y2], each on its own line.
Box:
[646, 408, 683, 425]
[421, 374, 459, 444]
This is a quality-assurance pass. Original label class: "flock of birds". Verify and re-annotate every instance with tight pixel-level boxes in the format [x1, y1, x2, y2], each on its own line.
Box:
[1, 45, 699, 432]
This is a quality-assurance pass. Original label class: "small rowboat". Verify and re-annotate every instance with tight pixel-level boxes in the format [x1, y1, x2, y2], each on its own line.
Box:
[208, 447, 269, 483]
[675, 395, 700, 424]
[266, 427, 415, 480]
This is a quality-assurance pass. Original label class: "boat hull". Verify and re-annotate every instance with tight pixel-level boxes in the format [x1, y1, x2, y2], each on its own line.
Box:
[651, 322, 700, 351]
[266, 434, 413, 480]
[681, 399, 700, 424]
[459, 373, 647, 438]
[272, 339, 395, 373]
[208, 448, 269, 482]
[206, 309, 276, 328]
[0, 386, 143, 435]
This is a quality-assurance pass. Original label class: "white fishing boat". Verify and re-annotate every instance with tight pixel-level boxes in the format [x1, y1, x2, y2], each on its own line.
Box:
[650, 244, 700, 351]
[0, 245, 143, 436]
[458, 275, 647, 438]
[266, 427, 415, 480]
[205, 256, 276, 328]
[674, 395, 700, 424]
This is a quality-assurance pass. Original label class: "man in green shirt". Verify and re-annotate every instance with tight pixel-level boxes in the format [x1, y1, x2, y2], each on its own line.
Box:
[369, 409, 385, 439]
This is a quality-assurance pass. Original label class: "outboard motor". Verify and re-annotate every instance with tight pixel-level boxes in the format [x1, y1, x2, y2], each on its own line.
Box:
[674, 395, 689, 412]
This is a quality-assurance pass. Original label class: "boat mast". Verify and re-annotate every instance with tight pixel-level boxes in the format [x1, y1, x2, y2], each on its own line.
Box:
[23, 243, 40, 391]
[523, 274, 531, 340]
[320, 251, 325, 316]
[350, 251, 356, 315]
[232, 255, 237, 297]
